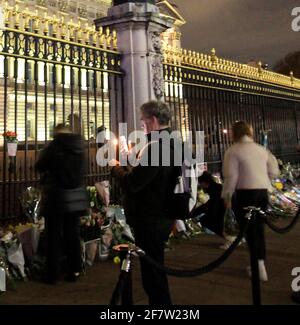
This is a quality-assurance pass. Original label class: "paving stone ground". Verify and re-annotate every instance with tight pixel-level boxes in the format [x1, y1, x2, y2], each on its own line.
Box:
[0, 219, 299, 305]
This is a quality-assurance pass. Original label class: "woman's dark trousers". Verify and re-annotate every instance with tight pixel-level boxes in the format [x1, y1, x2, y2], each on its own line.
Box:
[235, 189, 268, 260]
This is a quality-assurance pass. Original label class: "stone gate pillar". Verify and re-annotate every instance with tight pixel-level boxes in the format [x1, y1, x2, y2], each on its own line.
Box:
[95, 0, 173, 133]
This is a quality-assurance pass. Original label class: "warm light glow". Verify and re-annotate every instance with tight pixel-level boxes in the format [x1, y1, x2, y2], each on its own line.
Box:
[223, 129, 228, 134]
[81, 69, 87, 90]
[38, 62, 45, 86]
[103, 72, 109, 91]
[105, 129, 110, 140]
[64, 66, 71, 88]
[113, 139, 118, 146]
[164, 82, 183, 98]
[17, 58, 25, 83]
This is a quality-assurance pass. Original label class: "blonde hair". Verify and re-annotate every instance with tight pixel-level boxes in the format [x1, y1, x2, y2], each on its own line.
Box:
[232, 121, 253, 142]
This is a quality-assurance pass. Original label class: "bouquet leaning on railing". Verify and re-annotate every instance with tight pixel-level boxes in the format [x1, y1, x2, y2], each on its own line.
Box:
[2, 131, 18, 143]
[2, 131, 18, 156]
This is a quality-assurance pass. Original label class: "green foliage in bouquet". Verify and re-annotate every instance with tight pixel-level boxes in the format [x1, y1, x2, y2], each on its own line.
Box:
[86, 186, 104, 210]
[111, 222, 127, 246]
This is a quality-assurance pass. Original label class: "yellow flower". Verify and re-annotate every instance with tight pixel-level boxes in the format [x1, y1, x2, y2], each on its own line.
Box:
[113, 256, 121, 265]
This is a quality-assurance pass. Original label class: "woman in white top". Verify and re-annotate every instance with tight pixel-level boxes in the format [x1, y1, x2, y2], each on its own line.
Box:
[222, 121, 279, 281]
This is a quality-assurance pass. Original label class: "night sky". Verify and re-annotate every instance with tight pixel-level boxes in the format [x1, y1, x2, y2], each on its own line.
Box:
[173, 0, 300, 68]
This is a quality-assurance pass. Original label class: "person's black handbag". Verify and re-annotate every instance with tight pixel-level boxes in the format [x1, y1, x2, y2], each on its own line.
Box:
[59, 187, 89, 214]
[167, 164, 197, 220]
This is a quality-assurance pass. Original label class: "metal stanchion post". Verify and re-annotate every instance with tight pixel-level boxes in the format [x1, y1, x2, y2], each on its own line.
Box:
[119, 250, 133, 306]
[249, 211, 261, 305]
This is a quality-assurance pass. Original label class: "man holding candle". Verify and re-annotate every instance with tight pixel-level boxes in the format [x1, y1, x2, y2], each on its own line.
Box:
[111, 101, 179, 305]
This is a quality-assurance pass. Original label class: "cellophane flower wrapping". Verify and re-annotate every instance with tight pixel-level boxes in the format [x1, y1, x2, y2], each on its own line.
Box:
[19, 187, 42, 224]
[224, 208, 239, 236]
[0, 265, 5, 292]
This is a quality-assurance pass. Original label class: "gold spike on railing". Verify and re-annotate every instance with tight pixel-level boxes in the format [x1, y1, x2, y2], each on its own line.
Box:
[211, 48, 217, 66]
[258, 61, 263, 77]
[4, 9, 10, 27]
[182, 49, 186, 65]
[187, 50, 191, 65]
[105, 27, 111, 49]
[112, 30, 118, 50]
[32, 10, 39, 34]
[290, 71, 294, 85]
[84, 24, 90, 45]
[52, 16, 59, 38]
[3, 4, 120, 52]
[67, 20, 74, 41]
[163, 45, 300, 89]
[98, 27, 105, 48]
[77, 25, 83, 43]
[23, 9, 30, 31]
[42, 13, 49, 36]
[60, 16, 66, 40]
[92, 30, 98, 46]
[12, 5, 20, 30]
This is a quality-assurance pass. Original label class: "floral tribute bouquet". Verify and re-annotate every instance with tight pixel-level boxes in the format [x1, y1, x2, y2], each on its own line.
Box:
[80, 186, 110, 242]
[2, 131, 18, 143]
[2, 131, 18, 156]
[0, 226, 27, 284]
[268, 182, 298, 219]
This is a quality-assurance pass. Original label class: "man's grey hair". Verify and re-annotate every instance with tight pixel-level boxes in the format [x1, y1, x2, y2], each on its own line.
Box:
[140, 101, 171, 126]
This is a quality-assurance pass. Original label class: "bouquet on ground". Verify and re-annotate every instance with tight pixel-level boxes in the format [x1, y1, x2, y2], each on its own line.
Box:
[80, 211, 108, 242]
[80, 186, 109, 242]
[268, 186, 298, 218]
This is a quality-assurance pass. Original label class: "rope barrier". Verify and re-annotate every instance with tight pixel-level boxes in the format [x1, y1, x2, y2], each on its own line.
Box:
[262, 207, 300, 234]
[109, 221, 248, 304]
[137, 219, 249, 277]
[109, 203, 300, 305]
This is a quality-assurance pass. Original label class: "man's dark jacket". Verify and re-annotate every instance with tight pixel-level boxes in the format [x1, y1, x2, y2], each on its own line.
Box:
[35, 133, 89, 216]
[112, 128, 179, 226]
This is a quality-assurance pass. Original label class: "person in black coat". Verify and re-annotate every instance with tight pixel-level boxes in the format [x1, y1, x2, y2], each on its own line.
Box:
[191, 171, 225, 237]
[111, 101, 179, 305]
[36, 124, 89, 284]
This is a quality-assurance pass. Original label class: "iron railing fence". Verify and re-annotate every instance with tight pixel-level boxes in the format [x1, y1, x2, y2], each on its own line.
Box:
[164, 61, 300, 173]
[0, 28, 124, 219]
